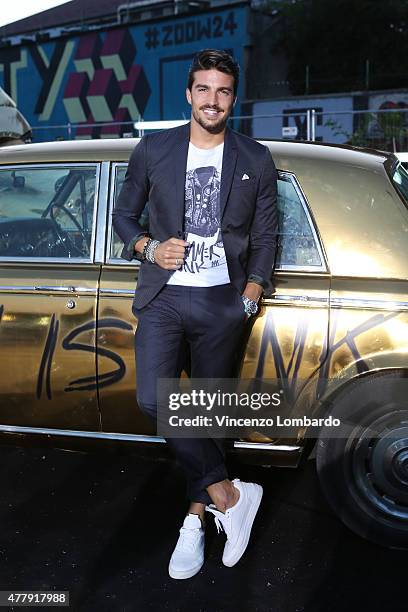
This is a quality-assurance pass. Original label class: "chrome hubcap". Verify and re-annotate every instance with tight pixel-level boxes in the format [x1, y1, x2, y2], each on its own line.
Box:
[350, 412, 408, 520]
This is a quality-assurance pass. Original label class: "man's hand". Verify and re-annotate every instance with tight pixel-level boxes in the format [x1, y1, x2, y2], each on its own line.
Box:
[137, 237, 189, 270]
[154, 238, 189, 270]
[242, 281, 263, 303]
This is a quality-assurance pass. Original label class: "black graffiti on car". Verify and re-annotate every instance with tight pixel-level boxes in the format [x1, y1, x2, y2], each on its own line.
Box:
[62, 317, 133, 392]
[255, 309, 401, 405]
[316, 309, 400, 394]
[36, 316, 133, 397]
[37, 313, 59, 400]
[13, 305, 405, 402]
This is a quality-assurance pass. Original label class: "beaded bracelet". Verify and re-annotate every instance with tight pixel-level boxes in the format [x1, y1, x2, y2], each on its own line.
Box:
[141, 238, 151, 261]
[145, 239, 161, 263]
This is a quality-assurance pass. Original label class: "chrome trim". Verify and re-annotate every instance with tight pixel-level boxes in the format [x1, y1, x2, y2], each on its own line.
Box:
[0, 425, 166, 443]
[106, 257, 139, 266]
[94, 161, 110, 264]
[89, 163, 101, 263]
[0, 285, 97, 295]
[106, 162, 135, 265]
[0, 163, 100, 170]
[330, 297, 408, 311]
[275, 264, 328, 273]
[266, 294, 328, 303]
[34, 285, 96, 293]
[276, 171, 329, 273]
[0, 425, 301, 452]
[0, 162, 100, 265]
[99, 289, 330, 305]
[264, 294, 329, 308]
[0, 285, 37, 292]
[233, 441, 301, 451]
[0, 257, 94, 265]
[100, 288, 134, 297]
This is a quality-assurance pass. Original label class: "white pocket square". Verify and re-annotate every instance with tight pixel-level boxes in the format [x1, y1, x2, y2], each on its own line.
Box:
[241, 173, 250, 180]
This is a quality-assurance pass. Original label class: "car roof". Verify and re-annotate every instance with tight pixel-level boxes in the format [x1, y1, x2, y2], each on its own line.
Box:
[0, 137, 394, 170]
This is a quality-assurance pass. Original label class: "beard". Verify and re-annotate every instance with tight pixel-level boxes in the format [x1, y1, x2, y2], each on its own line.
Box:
[192, 105, 231, 134]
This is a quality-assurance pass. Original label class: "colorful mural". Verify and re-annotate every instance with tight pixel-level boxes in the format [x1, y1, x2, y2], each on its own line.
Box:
[0, 6, 247, 140]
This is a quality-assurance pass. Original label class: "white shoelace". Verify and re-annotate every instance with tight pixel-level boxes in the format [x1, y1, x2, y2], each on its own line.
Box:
[177, 527, 202, 552]
[206, 506, 231, 537]
[213, 515, 224, 534]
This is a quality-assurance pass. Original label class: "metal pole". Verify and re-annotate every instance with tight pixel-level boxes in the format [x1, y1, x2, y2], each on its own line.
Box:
[306, 109, 311, 140]
[305, 64, 310, 95]
[311, 108, 316, 141]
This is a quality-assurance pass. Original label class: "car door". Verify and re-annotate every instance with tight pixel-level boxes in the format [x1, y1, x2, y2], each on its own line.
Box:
[97, 163, 151, 435]
[0, 162, 101, 430]
[239, 170, 330, 440]
[97, 163, 330, 437]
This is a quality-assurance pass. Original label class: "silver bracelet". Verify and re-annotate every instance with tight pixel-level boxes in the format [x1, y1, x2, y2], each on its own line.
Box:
[145, 239, 160, 263]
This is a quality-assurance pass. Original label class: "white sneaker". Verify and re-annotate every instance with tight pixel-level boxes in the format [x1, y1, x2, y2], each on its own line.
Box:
[205, 479, 263, 567]
[168, 513, 205, 579]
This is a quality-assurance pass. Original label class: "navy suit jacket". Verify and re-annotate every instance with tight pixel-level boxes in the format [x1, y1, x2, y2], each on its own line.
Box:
[112, 122, 278, 310]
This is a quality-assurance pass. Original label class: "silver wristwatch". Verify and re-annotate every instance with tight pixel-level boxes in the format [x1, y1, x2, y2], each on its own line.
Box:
[241, 295, 259, 316]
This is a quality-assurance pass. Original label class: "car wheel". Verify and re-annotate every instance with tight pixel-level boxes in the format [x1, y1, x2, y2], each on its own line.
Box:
[316, 370, 408, 549]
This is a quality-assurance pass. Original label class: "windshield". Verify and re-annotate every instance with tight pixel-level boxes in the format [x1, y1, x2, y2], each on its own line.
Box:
[392, 162, 408, 205]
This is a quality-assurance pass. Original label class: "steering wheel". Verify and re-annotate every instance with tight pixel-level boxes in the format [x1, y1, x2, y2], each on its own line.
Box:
[49, 202, 90, 257]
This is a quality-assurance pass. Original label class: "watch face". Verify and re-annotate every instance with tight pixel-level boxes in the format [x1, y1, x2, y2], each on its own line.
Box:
[249, 301, 258, 314]
[243, 297, 258, 314]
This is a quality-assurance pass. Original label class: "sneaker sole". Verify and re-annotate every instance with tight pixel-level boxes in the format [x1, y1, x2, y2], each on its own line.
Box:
[222, 483, 263, 567]
[168, 560, 204, 580]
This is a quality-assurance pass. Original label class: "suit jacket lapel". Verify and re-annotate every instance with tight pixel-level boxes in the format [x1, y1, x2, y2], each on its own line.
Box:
[172, 122, 190, 235]
[219, 126, 238, 220]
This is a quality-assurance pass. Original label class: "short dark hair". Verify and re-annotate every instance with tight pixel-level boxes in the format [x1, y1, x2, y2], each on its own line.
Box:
[187, 49, 239, 97]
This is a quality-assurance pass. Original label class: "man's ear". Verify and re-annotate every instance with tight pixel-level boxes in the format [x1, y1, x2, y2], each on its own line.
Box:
[186, 88, 192, 105]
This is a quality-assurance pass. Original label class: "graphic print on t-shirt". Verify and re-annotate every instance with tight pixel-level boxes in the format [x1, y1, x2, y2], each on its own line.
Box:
[167, 140, 230, 287]
[183, 165, 226, 273]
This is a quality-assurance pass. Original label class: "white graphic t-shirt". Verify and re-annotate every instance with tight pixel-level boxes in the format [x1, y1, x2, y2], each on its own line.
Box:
[167, 141, 231, 286]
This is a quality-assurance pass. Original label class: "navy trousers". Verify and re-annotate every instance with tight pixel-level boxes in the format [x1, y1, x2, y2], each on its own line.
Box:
[134, 282, 247, 504]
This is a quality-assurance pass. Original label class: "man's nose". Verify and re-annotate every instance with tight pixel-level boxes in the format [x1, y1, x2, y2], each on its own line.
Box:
[207, 91, 219, 107]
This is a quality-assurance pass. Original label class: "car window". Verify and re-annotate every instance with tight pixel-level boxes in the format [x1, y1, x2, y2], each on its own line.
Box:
[110, 165, 149, 260]
[0, 166, 97, 259]
[392, 162, 408, 205]
[109, 165, 322, 270]
[276, 174, 322, 268]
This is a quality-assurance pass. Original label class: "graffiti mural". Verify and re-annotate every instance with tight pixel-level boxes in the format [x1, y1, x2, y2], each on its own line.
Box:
[64, 30, 151, 139]
[0, 7, 247, 141]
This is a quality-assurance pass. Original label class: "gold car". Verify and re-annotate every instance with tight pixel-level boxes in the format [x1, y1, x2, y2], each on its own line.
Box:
[0, 138, 407, 550]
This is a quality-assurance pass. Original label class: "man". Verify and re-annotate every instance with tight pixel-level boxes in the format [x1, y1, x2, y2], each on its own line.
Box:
[112, 49, 278, 579]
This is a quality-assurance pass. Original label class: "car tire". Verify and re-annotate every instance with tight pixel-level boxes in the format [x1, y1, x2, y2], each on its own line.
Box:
[316, 370, 408, 549]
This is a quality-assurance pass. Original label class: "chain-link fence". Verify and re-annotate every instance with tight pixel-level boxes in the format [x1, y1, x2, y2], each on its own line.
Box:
[30, 108, 408, 152]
